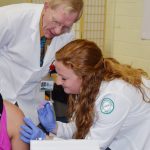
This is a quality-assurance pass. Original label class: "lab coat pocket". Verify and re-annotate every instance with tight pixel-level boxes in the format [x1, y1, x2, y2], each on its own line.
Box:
[17, 69, 42, 98]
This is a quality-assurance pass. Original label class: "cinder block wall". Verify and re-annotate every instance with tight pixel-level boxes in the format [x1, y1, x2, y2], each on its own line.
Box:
[104, 0, 150, 75]
[0, 0, 30, 6]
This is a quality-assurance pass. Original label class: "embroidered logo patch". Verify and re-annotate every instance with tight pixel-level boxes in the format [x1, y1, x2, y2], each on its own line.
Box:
[100, 98, 114, 114]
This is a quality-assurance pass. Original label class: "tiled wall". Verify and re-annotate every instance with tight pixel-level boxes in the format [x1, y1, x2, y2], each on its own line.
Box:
[104, 0, 150, 75]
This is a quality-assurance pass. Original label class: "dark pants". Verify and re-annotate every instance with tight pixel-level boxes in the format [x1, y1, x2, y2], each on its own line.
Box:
[15, 102, 19, 107]
[105, 148, 111, 150]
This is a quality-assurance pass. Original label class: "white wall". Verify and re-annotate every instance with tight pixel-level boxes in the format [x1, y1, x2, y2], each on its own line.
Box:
[104, 0, 150, 75]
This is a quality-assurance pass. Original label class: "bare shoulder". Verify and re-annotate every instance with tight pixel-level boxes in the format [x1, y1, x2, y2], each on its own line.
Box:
[4, 100, 24, 122]
[4, 100, 24, 137]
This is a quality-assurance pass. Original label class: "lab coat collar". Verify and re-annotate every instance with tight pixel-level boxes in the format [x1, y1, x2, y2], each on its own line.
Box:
[30, 4, 43, 31]
[30, 4, 43, 40]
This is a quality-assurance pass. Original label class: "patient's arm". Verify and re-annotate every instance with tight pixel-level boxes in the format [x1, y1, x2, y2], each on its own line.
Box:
[4, 100, 29, 150]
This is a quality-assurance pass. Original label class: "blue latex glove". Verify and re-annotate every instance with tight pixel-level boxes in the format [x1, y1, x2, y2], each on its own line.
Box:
[38, 102, 56, 133]
[20, 117, 46, 144]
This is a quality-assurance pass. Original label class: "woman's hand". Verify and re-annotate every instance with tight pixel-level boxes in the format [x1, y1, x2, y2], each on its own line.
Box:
[38, 102, 56, 133]
[20, 117, 46, 144]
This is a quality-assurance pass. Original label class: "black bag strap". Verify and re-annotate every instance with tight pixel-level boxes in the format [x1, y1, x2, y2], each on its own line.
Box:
[0, 94, 3, 120]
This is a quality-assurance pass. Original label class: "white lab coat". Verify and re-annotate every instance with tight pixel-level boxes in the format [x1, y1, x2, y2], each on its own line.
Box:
[0, 3, 75, 124]
[54, 78, 150, 150]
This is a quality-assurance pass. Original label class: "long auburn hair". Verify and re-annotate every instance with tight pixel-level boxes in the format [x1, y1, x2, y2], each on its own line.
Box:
[55, 39, 150, 139]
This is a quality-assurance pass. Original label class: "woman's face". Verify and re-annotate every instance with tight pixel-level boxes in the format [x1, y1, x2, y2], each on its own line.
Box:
[55, 61, 82, 94]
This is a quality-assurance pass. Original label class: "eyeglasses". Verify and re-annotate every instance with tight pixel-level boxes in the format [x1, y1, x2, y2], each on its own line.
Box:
[50, 15, 72, 33]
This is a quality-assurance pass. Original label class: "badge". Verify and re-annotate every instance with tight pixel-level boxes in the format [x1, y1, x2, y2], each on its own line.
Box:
[40, 80, 54, 91]
[100, 98, 114, 114]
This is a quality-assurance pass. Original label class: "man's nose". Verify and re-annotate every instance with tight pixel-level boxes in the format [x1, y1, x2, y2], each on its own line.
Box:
[54, 26, 63, 35]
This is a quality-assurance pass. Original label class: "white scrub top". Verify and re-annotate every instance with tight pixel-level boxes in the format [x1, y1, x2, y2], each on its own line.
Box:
[54, 78, 150, 150]
[0, 3, 75, 124]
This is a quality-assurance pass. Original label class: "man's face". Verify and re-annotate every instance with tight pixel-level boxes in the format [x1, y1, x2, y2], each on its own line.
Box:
[42, 4, 78, 39]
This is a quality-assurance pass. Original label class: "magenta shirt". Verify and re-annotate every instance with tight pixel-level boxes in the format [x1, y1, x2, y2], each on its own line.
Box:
[0, 106, 11, 150]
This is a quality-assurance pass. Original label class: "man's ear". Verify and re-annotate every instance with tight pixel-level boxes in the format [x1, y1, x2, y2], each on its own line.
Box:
[44, 1, 50, 11]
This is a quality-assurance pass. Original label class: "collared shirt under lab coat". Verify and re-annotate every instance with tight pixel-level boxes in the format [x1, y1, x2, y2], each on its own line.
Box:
[0, 3, 75, 124]
[53, 78, 150, 150]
